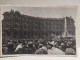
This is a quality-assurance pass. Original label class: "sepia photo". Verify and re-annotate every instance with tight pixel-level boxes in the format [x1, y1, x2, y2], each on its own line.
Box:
[1, 6, 77, 56]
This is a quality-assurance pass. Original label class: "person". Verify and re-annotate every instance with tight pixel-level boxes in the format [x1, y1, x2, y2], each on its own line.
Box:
[61, 43, 66, 52]
[65, 42, 76, 55]
[35, 44, 47, 54]
[15, 42, 23, 53]
[50, 40, 54, 46]
[7, 41, 14, 54]
[22, 45, 28, 54]
[58, 46, 62, 50]
[34, 40, 39, 49]
[47, 44, 53, 55]
[2, 45, 8, 54]
[27, 41, 35, 54]
[52, 44, 65, 55]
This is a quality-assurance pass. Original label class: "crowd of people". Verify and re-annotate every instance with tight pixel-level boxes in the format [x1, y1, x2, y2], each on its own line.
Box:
[2, 36, 76, 55]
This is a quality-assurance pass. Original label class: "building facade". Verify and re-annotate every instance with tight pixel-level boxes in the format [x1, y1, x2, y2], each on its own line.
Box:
[2, 10, 75, 40]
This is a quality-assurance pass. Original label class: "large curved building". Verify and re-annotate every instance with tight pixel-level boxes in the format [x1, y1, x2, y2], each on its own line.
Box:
[2, 10, 75, 40]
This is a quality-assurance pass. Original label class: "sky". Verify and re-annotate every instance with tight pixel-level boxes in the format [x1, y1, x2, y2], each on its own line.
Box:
[1, 6, 78, 20]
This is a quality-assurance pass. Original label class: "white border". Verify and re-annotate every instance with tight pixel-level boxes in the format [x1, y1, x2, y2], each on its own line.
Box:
[0, 5, 78, 57]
